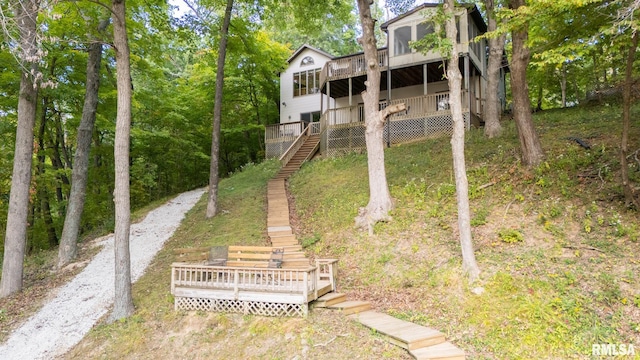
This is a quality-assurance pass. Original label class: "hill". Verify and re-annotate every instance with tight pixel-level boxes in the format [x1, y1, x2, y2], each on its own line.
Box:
[5, 102, 639, 359]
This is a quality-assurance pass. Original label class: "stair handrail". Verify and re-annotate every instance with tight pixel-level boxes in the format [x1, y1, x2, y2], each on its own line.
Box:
[278, 123, 311, 165]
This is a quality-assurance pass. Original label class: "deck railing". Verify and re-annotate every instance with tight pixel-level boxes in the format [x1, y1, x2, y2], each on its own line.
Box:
[171, 263, 318, 297]
[320, 49, 389, 89]
[265, 121, 306, 142]
[322, 91, 469, 125]
[279, 123, 310, 165]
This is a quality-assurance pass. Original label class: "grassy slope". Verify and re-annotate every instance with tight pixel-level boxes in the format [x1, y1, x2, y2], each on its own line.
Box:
[64, 102, 638, 359]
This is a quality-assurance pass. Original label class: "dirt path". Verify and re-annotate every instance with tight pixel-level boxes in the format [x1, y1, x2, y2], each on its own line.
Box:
[0, 188, 205, 360]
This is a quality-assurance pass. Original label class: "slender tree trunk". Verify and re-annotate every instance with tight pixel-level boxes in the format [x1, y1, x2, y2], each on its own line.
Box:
[483, 0, 506, 138]
[560, 63, 567, 108]
[111, 0, 134, 321]
[509, 0, 544, 167]
[58, 32, 105, 268]
[1, 0, 40, 298]
[620, 31, 639, 209]
[444, 0, 480, 283]
[206, 0, 234, 218]
[354, 0, 405, 234]
[536, 83, 543, 112]
[37, 97, 58, 248]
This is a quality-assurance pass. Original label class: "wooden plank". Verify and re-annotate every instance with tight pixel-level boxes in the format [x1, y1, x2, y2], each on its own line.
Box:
[328, 300, 371, 315]
[226, 260, 269, 267]
[314, 292, 346, 307]
[409, 341, 466, 360]
[349, 311, 445, 350]
[174, 287, 307, 304]
[228, 253, 272, 260]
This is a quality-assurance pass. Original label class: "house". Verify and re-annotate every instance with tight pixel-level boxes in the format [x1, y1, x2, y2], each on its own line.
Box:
[265, 3, 507, 159]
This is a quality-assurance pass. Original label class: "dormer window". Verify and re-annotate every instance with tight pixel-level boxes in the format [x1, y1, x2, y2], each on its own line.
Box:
[300, 56, 315, 66]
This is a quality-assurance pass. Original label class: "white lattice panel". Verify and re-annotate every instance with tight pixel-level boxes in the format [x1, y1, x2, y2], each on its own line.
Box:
[175, 297, 307, 317]
[265, 140, 295, 159]
[322, 112, 468, 156]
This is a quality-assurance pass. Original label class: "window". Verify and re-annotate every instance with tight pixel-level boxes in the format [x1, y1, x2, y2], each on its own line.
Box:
[394, 26, 411, 55]
[300, 56, 314, 66]
[300, 111, 321, 123]
[293, 68, 321, 97]
[416, 22, 434, 40]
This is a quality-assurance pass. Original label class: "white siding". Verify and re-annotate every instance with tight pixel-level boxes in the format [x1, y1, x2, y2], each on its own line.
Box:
[387, 8, 469, 68]
[280, 48, 333, 124]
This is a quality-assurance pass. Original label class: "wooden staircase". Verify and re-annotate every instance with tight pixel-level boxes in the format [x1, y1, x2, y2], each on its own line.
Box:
[273, 134, 320, 180]
[266, 132, 465, 359]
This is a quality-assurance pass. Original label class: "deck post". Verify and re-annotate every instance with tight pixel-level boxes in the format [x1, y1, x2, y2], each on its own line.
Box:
[423, 63, 428, 95]
[303, 270, 309, 301]
[349, 78, 353, 107]
[233, 269, 239, 300]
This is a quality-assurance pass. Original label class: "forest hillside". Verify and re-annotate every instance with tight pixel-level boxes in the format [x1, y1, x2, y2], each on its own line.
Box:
[2, 101, 639, 359]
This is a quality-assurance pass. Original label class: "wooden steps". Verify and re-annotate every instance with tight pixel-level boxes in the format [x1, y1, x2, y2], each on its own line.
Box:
[273, 135, 320, 180]
[312, 292, 466, 359]
[350, 311, 445, 350]
[327, 300, 371, 315]
[313, 292, 347, 307]
[410, 342, 466, 360]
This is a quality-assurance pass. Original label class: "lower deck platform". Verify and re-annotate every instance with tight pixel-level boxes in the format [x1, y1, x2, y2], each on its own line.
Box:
[171, 260, 337, 317]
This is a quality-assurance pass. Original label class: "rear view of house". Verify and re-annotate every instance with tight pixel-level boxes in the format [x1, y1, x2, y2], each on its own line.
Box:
[266, 3, 507, 159]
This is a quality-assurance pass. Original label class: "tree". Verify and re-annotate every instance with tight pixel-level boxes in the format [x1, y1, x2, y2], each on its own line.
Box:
[508, 0, 544, 167]
[354, 0, 405, 234]
[443, 0, 481, 282]
[1, 0, 41, 298]
[483, 0, 506, 138]
[206, 0, 234, 219]
[111, 0, 134, 320]
[412, 1, 481, 282]
[620, 30, 639, 208]
[58, 18, 109, 269]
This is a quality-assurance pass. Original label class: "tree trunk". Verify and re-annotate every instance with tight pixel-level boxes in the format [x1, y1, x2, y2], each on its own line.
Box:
[111, 0, 134, 321]
[206, 0, 234, 219]
[620, 31, 639, 209]
[37, 97, 58, 248]
[483, 0, 506, 138]
[58, 32, 105, 268]
[560, 63, 567, 108]
[509, 0, 544, 167]
[1, 0, 40, 298]
[444, 0, 480, 283]
[354, 0, 405, 234]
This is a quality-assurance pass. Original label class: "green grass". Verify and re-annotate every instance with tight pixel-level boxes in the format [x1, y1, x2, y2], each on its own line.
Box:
[54, 102, 640, 358]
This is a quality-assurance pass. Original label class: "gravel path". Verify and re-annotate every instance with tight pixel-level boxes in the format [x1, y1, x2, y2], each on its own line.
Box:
[0, 188, 205, 360]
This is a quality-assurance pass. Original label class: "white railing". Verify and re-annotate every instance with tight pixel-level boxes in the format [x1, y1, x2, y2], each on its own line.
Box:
[265, 121, 306, 143]
[309, 122, 321, 135]
[325, 107, 361, 126]
[315, 259, 338, 295]
[320, 49, 389, 88]
[279, 123, 310, 164]
[171, 263, 318, 296]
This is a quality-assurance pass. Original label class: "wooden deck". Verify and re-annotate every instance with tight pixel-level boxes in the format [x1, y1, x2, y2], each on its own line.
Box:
[170, 177, 338, 317]
[171, 261, 336, 316]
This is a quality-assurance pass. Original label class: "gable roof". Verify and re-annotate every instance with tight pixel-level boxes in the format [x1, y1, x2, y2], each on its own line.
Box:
[287, 44, 334, 63]
[380, 3, 487, 33]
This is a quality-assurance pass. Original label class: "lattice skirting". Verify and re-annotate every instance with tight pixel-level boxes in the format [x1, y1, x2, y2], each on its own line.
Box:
[175, 297, 308, 317]
[322, 113, 467, 157]
[265, 139, 295, 159]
